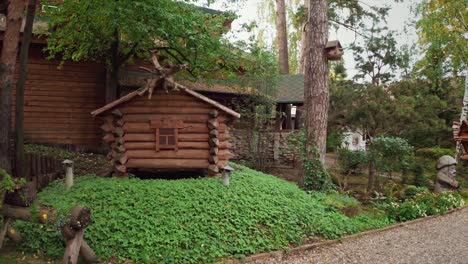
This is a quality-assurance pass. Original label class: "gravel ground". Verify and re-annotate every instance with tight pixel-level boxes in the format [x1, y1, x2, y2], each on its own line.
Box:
[251, 207, 468, 264]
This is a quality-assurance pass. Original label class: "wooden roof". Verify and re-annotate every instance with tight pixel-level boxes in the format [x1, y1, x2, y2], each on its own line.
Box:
[91, 86, 241, 119]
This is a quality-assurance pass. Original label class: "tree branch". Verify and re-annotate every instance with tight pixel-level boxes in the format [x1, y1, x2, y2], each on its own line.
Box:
[330, 19, 368, 38]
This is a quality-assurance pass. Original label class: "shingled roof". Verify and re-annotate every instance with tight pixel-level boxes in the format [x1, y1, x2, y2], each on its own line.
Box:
[275, 74, 304, 104]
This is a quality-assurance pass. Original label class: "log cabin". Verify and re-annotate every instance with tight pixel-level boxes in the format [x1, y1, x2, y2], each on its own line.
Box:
[91, 82, 240, 176]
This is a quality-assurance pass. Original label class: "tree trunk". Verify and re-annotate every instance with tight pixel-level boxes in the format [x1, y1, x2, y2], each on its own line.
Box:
[105, 36, 120, 103]
[303, 0, 329, 162]
[456, 71, 468, 160]
[0, 0, 25, 174]
[298, 0, 309, 73]
[367, 160, 375, 193]
[15, 0, 36, 179]
[276, 0, 289, 74]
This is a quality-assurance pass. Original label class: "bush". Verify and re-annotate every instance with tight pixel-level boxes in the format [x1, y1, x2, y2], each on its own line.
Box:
[288, 130, 334, 191]
[377, 187, 464, 222]
[411, 164, 430, 188]
[414, 148, 455, 160]
[337, 149, 368, 175]
[14, 164, 390, 263]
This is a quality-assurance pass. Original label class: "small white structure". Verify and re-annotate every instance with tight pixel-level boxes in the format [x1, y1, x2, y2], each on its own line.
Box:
[341, 129, 366, 151]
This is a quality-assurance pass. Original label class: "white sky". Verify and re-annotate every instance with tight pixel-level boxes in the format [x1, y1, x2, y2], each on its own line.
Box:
[207, 0, 418, 79]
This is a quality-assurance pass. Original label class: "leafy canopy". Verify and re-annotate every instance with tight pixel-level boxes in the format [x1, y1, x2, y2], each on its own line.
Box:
[42, 0, 275, 79]
[415, 0, 467, 77]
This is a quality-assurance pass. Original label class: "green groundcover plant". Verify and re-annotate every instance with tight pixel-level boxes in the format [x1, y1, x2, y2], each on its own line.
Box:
[14, 165, 391, 263]
[376, 186, 464, 222]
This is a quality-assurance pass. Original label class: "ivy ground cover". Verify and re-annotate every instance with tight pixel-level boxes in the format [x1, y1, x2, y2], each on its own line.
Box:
[15, 165, 390, 263]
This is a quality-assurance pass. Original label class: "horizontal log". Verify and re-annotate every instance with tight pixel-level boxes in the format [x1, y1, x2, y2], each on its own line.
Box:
[124, 133, 209, 142]
[115, 164, 127, 173]
[103, 134, 115, 143]
[124, 141, 210, 150]
[219, 150, 234, 160]
[217, 159, 229, 169]
[208, 155, 219, 164]
[115, 137, 125, 145]
[207, 119, 219, 130]
[209, 129, 219, 138]
[114, 127, 124, 136]
[126, 150, 210, 159]
[219, 141, 232, 149]
[209, 110, 219, 117]
[115, 153, 128, 164]
[209, 138, 219, 147]
[112, 109, 123, 117]
[115, 118, 125, 127]
[126, 159, 210, 169]
[125, 100, 212, 109]
[208, 164, 219, 174]
[123, 123, 214, 134]
[100, 123, 115, 133]
[120, 106, 212, 115]
[210, 147, 219, 155]
[2, 204, 56, 224]
[123, 114, 210, 123]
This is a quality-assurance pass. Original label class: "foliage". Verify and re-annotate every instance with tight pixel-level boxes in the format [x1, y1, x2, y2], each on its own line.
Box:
[231, 92, 277, 172]
[368, 136, 413, 174]
[376, 186, 464, 222]
[350, 22, 407, 85]
[326, 130, 344, 152]
[328, 78, 460, 148]
[337, 149, 368, 175]
[415, 0, 467, 82]
[14, 164, 390, 263]
[412, 147, 455, 184]
[24, 144, 108, 176]
[411, 164, 430, 188]
[414, 147, 455, 160]
[42, 0, 277, 84]
[288, 130, 334, 191]
[0, 168, 16, 194]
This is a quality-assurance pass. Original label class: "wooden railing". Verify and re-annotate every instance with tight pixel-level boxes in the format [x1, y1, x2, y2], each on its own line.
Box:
[6, 153, 63, 207]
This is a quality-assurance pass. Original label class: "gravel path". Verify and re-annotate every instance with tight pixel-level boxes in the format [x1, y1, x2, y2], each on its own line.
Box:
[251, 207, 468, 264]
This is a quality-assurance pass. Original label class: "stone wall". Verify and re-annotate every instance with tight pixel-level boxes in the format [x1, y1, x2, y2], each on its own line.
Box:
[230, 127, 299, 168]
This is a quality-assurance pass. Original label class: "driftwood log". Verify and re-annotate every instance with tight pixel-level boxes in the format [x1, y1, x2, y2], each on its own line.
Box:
[1, 204, 97, 263]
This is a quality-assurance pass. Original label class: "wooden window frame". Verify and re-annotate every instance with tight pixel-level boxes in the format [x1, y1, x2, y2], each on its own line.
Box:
[150, 119, 184, 152]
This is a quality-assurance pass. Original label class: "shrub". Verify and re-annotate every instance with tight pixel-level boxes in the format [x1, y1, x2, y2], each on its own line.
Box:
[288, 130, 334, 191]
[14, 165, 389, 263]
[411, 164, 430, 188]
[414, 148, 455, 160]
[377, 188, 464, 222]
[337, 149, 368, 175]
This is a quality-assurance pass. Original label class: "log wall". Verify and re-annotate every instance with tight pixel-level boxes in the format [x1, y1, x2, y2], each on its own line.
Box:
[103, 89, 235, 173]
[10, 44, 106, 147]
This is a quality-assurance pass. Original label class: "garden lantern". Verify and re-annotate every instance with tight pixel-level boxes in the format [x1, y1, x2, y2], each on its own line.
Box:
[63, 159, 74, 190]
[221, 165, 235, 187]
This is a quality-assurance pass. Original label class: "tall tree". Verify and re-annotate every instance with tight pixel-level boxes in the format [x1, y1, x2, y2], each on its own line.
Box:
[415, 0, 467, 157]
[350, 23, 404, 85]
[275, 0, 289, 74]
[15, 0, 37, 178]
[0, 0, 25, 173]
[303, 0, 329, 161]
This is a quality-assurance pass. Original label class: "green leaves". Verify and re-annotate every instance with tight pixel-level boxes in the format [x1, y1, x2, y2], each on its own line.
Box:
[14, 164, 389, 263]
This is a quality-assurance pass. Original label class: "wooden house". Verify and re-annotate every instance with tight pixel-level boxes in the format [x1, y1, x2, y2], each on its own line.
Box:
[453, 120, 468, 160]
[91, 76, 241, 176]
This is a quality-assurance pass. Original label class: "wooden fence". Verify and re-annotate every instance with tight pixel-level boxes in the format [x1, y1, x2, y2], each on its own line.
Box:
[6, 153, 63, 207]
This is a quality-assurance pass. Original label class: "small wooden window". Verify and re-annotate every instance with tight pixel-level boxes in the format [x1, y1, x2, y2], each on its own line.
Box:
[156, 128, 178, 151]
[150, 119, 184, 152]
